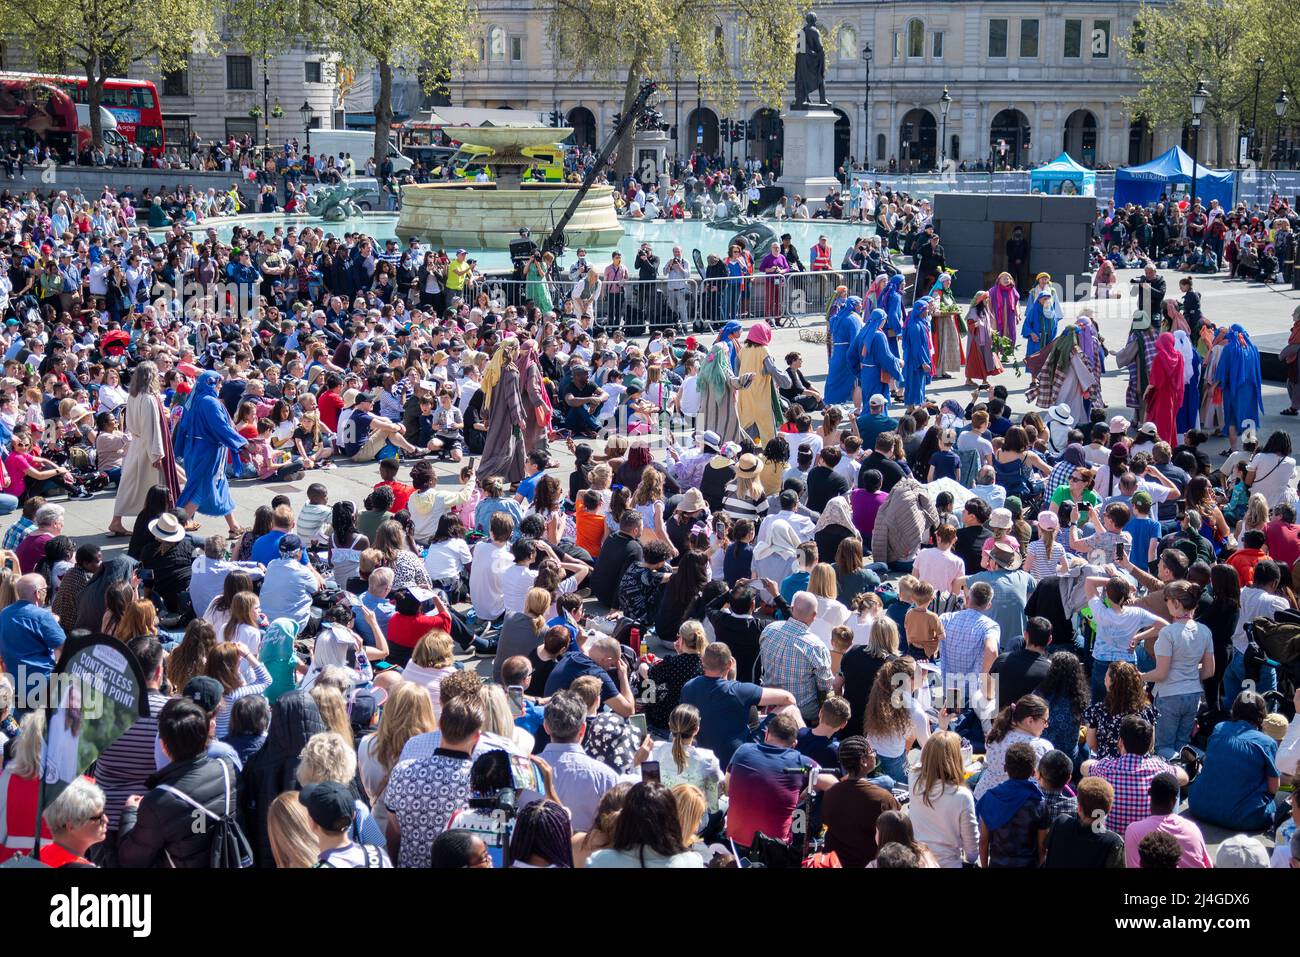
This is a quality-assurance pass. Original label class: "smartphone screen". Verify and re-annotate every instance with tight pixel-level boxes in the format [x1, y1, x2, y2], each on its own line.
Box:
[628, 713, 647, 738]
[641, 760, 661, 785]
[506, 685, 526, 718]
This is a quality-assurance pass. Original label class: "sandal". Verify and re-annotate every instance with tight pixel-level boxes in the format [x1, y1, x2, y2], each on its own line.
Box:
[104, 528, 129, 538]
[183, 520, 202, 532]
[1282, 408, 1298, 416]
[227, 526, 247, 538]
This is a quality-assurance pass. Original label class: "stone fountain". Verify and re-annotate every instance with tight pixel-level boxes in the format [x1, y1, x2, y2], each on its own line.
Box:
[396, 125, 623, 250]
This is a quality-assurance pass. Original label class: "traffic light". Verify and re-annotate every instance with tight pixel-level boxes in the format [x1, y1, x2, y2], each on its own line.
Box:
[549, 110, 563, 127]
[720, 117, 731, 139]
[739, 119, 750, 141]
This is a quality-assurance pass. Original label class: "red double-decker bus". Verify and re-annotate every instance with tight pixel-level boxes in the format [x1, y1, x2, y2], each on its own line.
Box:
[0, 72, 165, 156]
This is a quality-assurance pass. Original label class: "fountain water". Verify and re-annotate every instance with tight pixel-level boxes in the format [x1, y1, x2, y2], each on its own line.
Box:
[395, 126, 623, 250]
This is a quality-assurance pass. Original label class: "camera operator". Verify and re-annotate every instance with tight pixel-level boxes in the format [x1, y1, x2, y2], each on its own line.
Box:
[1130, 261, 1166, 315]
[634, 242, 661, 327]
[663, 245, 691, 328]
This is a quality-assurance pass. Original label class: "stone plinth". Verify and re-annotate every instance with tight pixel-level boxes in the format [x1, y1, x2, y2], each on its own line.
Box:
[776, 109, 841, 204]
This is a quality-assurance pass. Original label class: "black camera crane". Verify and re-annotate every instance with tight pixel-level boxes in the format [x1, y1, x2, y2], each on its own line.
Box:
[542, 80, 660, 259]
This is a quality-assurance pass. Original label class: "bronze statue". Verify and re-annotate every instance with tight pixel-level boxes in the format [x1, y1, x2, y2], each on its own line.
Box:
[793, 13, 830, 109]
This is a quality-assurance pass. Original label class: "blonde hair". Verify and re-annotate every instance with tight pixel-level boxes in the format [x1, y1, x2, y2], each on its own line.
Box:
[896, 574, 921, 604]
[412, 629, 454, 669]
[677, 620, 706, 653]
[671, 783, 707, 848]
[912, 730, 967, 808]
[1243, 493, 1269, 533]
[224, 591, 259, 642]
[368, 683, 436, 796]
[268, 791, 319, 868]
[809, 563, 837, 600]
[8, 708, 46, 778]
[525, 586, 551, 635]
[478, 684, 517, 738]
[868, 617, 900, 656]
[296, 730, 357, 786]
[669, 703, 701, 773]
[309, 685, 352, 742]
[589, 464, 612, 490]
[632, 468, 664, 506]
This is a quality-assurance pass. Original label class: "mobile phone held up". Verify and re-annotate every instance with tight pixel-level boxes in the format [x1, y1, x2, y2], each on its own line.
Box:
[641, 760, 661, 785]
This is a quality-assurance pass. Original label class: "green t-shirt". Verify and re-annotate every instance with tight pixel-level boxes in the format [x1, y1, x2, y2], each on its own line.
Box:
[1049, 485, 1099, 526]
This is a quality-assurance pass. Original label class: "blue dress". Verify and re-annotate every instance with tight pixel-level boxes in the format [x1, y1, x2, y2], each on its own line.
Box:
[902, 300, 933, 407]
[825, 296, 864, 404]
[1177, 349, 1201, 435]
[879, 275, 906, 359]
[173, 370, 248, 516]
[1022, 294, 1061, 359]
[1219, 325, 1264, 434]
[848, 308, 903, 403]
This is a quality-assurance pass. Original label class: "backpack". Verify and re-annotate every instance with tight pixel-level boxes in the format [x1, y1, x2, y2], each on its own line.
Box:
[158, 757, 253, 869]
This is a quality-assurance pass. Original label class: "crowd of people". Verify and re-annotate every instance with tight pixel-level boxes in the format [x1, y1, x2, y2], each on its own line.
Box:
[0, 162, 1296, 873]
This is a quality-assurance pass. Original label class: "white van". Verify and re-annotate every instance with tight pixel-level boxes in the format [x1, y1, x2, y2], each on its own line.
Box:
[307, 130, 412, 173]
[75, 104, 131, 149]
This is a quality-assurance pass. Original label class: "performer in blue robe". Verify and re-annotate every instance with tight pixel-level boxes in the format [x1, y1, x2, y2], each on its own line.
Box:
[901, 298, 934, 408]
[1219, 323, 1265, 450]
[825, 296, 864, 404]
[879, 274, 906, 359]
[1021, 288, 1062, 359]
[173, 370, 248, 535]
[716, 320, 743, 373]
[848, 307, 904, 405]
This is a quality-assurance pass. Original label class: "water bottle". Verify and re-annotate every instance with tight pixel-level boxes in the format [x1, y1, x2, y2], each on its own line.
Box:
[632, 627, 646, 659]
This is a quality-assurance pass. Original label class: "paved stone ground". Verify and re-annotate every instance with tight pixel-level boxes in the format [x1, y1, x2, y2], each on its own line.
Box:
[57, 266, 1292, 857]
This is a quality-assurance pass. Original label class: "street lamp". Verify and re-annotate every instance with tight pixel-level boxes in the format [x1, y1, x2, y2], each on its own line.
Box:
[861, 42, 873, 170]
[299, 100, 316, 158]
[670, 42, 681, 166]
[939, 86, 952, 169]
[1275, 88, 1290, 170]
[262, 59, 271, 150]
[1249, 55, 1265, 164]
[1189, 78, 1208, 211]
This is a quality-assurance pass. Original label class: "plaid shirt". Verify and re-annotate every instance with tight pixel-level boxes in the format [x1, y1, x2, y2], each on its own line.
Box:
[2, 516, 33, 552]
[759, 617, 833, 720]
[939, 609, 1000, 686]
[1046, 459, 1074, 498]
[1089, 754, 1176, 835]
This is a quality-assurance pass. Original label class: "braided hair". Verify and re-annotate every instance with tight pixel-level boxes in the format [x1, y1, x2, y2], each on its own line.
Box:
[508, 799, 574, 868]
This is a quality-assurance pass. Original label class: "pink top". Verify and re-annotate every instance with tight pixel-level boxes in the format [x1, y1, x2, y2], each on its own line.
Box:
[1122, 813, 1212, 868]
[911, 545, 966, 596]
[2, 451, 33, 498]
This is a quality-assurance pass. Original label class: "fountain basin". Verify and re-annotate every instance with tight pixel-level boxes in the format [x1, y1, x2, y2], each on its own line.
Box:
[395, 181, 622, 250]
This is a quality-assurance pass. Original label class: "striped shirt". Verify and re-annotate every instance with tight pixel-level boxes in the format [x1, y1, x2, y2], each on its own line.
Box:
[938, 609, 1000, 686]
[723, 486, 770, 524]
[1026, 539, 1067, 579]
[214, 659, 273, 738]
[95, 690, 168, 830]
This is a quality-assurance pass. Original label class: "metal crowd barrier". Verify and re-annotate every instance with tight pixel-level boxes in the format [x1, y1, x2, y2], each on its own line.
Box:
[482, 268, 882, 332]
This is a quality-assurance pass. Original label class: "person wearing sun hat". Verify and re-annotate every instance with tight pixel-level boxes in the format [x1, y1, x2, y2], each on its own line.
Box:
[723, 452, 769, 523]
[1045, 403, 1073, 458]
[968, 539, 1035, 653]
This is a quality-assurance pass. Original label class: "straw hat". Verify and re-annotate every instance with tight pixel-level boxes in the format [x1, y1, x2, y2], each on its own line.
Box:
[736, 453, 760, 477]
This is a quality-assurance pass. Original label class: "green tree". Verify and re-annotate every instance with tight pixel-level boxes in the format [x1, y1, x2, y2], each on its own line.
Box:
[0, 0, 215, 150]
[545, 0, 812, 176]
[303, 0, 477, 169]
[1121, 0, 1269, 164]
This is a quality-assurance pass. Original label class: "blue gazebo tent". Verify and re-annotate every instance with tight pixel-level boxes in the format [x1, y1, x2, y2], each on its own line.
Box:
[1113, 146, 1235, 211]
[1029, 152, 1096, 196]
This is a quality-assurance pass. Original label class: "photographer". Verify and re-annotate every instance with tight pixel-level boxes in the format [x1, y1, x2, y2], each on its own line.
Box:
[634, 242, 661, 327]
[663, 245, 691, 328]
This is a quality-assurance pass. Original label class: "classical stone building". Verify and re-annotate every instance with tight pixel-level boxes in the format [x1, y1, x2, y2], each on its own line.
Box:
[450, 0, 1236, 173]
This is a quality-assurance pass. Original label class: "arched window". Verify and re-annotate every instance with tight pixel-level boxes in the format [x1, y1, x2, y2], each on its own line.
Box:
[838, 24, 857, 60]
[488, 26, 505, 62]
[906, 18, 925, 58]
[876, 133, 886, 161]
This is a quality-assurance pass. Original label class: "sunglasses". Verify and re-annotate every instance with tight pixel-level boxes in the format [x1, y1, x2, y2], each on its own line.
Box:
[1071, 475, 1086, 482]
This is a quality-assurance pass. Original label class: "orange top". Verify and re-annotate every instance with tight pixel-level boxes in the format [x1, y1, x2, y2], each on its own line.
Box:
[575, 504, 606, 557]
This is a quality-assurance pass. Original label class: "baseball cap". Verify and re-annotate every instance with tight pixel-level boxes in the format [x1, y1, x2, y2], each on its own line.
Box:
[1132, 490, 1153, 509]
[354, 391, 377, 405]
[298, 782, 355, 832]
[868, 393, 886, 409]
[1214, 834, 1269, 868]
[182, 676, 223, 713]
[279, 533, 304, 555]
[1136, 421, 1158, 438]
